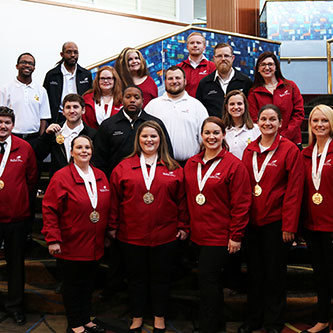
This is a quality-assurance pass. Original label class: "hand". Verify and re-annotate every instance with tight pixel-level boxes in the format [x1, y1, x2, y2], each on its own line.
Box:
[176, 229, 188, 240]
[46, 124, 62, 134]
[48, 243, 61, 256]
[108, 230, 117, 239]
[228, 239, 241, 254]
[282, 231, 294, 243]
[104, 237, 111, 247]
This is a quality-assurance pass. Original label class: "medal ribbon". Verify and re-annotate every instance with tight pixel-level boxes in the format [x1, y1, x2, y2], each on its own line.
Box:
[197, 158, 222, 192]
[252, 147, 277, 184]
[140, 153, 158, 192]
[74, 164, 98, 210]
[312, 138, 332, 191]
[0, 136, 11, 179]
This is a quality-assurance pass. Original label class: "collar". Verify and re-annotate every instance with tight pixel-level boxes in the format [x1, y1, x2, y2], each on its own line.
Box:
[61, 63, 77, 77]
[0, 135, 12, 149]
[162, 91, 188, 102]
[191, 148, 227, 165]
[226, 124, 249, 133]
[62, 121, 84, 136]
[214, 67, 235, 84]
[15, 77, 34, 89]
[122, 109, 142, 123]
[247, 133, 281, 153]
[302, 139, 333, 157]
[129, 154, 164, 169]
[69, 162, 102, 184]
[188, 55, 206, 67]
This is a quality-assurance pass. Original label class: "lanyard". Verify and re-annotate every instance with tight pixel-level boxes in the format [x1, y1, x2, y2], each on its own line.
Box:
[140, 153, 158, 192]
[197, 158, 221, 192]
[252, 147, 277, 183]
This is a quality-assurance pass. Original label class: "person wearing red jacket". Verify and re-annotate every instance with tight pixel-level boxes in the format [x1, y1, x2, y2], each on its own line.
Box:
[42, 135, 109, 333]
[0, 107, 37, 326]
[83, 66, 123, 129]
[301, 104, 333, 333]
[109, 120, 188, 333]
[248, 52, 304, 148]
[184, 116, 251, 333]
[177, 32, 215, 97]
[239, 104, 304, 333]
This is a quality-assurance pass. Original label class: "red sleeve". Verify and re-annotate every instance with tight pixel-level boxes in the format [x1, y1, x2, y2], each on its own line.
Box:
[42, 174, 67, 245]
[175, 168, 190, 232]
[228, 161, 252, 242]
[82, 96, 98, 130]
[282, 146, 304, 233]
[280, 82, 304, 140]
[26, 145, 38, 194]
[248, 89, 259, 123]
[109, 166, 122, 230]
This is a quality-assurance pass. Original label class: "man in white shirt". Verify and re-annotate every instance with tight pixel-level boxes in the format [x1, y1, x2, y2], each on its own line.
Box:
[43, 42, 92, 123]
[145, 66, 209, 166]
[0, 53, 51, 145]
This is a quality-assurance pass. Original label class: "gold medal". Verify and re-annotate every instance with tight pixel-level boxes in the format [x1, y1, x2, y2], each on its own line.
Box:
[253, 184, 262, 197]
[312, 192, 323, 205]
[0, 179, 4, 190]
[196, 193, 206, 205]
[143, 192, 154, 204]
[56, 133, 65, 144]
[89, 210, 100, 223]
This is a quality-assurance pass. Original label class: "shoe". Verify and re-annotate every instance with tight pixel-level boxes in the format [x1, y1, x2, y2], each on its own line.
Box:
[84, 324, 105, 332]
[9, 311, 26, 325]
[238, 323, 261, 333]
[301, 327, 329, 333]
[153, 327, 166, 333]
[129, 323, 143, 332]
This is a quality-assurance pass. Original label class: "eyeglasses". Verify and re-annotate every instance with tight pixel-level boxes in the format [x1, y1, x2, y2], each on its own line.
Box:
[18, 61, 35, 66]
[214, 54, 233, 59]
[99, 77, 114, 81]
[259, 62, 275, 68]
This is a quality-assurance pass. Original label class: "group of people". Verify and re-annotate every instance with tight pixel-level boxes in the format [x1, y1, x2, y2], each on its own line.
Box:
[0, 31, 332, 333]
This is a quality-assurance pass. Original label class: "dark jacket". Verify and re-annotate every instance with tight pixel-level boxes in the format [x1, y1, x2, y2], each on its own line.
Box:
[43, 63, 92, 123]
[93, 109, 173, 177]
[196, 69, 253, 118]
[33, 122, 96, 178]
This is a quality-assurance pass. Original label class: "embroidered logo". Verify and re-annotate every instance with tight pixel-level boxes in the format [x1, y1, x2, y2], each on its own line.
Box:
[162, 171, 176, 177]
[100, 185, 110, 192]
[208, 90, 218, 95]
[199, 70, 208, 75]
[209, 172, 221, 180]
[113, 131, 124, 136]
[49, 81, 58, 85]
[279, 89, 290, 98]
[267, 159, 278, 167]
[10, 155, 23, 162]
[34, 95, 40, 102]
[79, 77, 89, 84]
[324, 159, 332, 166]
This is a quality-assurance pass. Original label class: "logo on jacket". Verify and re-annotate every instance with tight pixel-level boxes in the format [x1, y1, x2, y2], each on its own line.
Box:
[113, 131, 124, 136]
[209, 172, 221, 180]
[162, 171, 176, 177]
[199, 70, 208, 75]
[267, 159, 278, 167]
[49, 81, 58, 85]
[100, 185, 110, 192]
[279, 90, 290, 98]
[79, 77, 89, 84]
[10, 155, 23, 162]
[208, 90, 218, 95]
[324, 159, 332, 166]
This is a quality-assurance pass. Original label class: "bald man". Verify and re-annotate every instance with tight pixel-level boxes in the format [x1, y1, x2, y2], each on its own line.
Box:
[43, 41, 92, 123]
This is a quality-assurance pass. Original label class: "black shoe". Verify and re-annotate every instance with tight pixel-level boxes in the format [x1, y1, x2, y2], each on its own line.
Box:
[238, 323, 261, 333]
[84, 324, 105, 332]
[153, 328, 166, 333]
[301, 327, 329, 333]
[9, 311, 26, 326]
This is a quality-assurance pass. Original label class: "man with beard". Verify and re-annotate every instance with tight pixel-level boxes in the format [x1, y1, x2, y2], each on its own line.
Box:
[196, 43, 253, 118]
[43, 42, 92, 124]
[0, 53, 51, 143]
[145, 66, 208, 166]
[93, 85, 172, 177]
[177, 32, 215, 97]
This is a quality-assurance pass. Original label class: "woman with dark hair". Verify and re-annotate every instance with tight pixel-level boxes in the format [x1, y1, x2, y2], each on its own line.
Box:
[109, 120, 188, 332]
[42, 135, 110, 333]
[83, 66, 123, 129]
[239, 104, 304, 333]
[184, 116, 252, 333]
[301, 104, 333, 333]
[115, 48, 158, 108]
[222, 90, 261, 159]
[248, 52, 304, 148]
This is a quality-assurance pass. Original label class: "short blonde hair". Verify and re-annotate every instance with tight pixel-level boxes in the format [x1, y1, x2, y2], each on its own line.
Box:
[186, 32, 206, 45]
[308, 104, 333, 145]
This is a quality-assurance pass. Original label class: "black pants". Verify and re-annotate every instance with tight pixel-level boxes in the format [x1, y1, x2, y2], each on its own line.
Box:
[119, 241, 178, 318]
[304, 229, 333, 323]
[197, 245, 229, 333]
[245, 221, 289, 331]
[58, 259, 98, 328]
[0, 220, 27, 313]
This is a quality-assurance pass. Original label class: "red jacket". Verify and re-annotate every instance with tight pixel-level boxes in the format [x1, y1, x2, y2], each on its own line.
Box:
[83, 91, 122, 129]
[184, 149, 251, 246]
[248, 79, 304, 144]
[0, 135, 37, 223]
[138, 76, 158, 108]
[177, 58, 216, 97]
[109, 155, 189, 246]
[242, 135, 304, 232]
[42, 163, 110, 261]
[302, 141, 333, 232]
